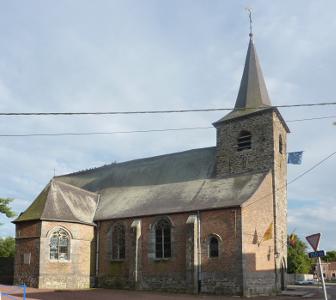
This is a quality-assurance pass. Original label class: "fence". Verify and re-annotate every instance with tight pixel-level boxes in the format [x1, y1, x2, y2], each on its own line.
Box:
[0, 258, 14, 285]
[0, 284, 26, 300]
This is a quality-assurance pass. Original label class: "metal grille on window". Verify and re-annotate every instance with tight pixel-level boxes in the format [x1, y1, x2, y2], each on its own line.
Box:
[209, 236, 219, 257]
[237, 130, 252, 151]
[50, 229, 70, 260]
[112, 223, 125, 260]
[155, 219, 171, 259]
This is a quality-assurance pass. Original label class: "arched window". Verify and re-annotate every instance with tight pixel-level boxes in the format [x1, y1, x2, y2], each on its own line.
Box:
[50, 228, 70, 261]
[237, 130, 252, 151]
[112, 223, 125, 260]
[209, 236, 219, 258]
[279, 135, 283, 154]
[155, 219, 171, 259]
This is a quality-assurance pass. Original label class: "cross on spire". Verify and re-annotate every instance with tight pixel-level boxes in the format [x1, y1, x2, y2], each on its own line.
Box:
[246, 7, 253, 38]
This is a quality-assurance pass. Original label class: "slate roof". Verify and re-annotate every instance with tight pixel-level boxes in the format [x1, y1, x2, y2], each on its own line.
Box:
[214, 37, 272, 126]
[14, 180, 99, 225]
[14, 147, 268, 223]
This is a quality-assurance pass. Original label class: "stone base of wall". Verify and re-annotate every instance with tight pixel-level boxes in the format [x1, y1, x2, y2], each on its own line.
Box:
[14, 272, 38, 288]
[140, 273, 187, 293]
[98, 275, 134, 289]
[244, 271, 276, 296]
[38, 275, 91, 289]
[201, 272, 242, 295]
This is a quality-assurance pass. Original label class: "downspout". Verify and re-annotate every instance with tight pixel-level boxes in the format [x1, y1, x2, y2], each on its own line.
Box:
[95, 221, 100, 283]
[197, 210, 202, 294]
[95, 194, 101, 286]
[131, 219, 141, 286]
[186, 214, 200, 294]
[271, 168, 278, 290]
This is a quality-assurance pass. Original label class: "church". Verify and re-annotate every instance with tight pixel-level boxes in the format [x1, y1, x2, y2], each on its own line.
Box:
[13, 32, 289, 296]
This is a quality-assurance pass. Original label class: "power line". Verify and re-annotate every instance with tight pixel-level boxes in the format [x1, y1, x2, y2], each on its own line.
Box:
[0, 127, 212, 137]
[1, 102, 336, 116]
[242, 150, 336, 210]
[0, 114, 335, 137]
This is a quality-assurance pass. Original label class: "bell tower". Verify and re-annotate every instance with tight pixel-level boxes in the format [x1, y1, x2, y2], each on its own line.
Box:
[213, 32, 290, 290]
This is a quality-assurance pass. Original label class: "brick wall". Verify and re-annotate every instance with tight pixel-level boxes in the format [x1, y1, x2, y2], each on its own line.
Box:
[14, 221, 41, 287]
[241, 172, 276, 296]
[97, 209, 242, 294]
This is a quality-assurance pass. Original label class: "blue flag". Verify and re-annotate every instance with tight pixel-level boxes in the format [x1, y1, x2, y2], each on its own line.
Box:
[288, 151, 303, 165]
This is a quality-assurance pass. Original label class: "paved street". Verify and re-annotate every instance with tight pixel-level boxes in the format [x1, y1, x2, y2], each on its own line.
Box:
[1, 284, 336, 300]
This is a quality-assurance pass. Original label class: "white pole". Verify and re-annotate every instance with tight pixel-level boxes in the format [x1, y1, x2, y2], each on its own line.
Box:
[318, 257, 328, 300]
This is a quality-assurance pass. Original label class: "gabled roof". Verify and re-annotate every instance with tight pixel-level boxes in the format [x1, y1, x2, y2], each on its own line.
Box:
[14, 180, 99, 225]
[15, 147, 268, 222]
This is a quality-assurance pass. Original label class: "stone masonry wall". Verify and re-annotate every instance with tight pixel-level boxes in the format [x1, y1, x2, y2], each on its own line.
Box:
[38, 221, 95, 289]
[215, 110, 274, 177]
[272, 112, 288, 290]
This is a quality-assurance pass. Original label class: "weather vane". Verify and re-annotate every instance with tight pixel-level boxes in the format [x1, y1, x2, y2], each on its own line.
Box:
[245, 7, 253, 38]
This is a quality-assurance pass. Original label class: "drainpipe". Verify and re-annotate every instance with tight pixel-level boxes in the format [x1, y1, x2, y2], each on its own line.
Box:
[131, 219, 141, 285]
[197, 211, 202, 293]
[95, 194, 101, 287]
[95, 221, 100, 285]
[186, 214, 201, 294]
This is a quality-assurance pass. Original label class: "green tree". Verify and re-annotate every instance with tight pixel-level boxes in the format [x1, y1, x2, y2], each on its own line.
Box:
[0, 237, 15, 257]
[0, 198, 16, 223]
[325, 251, 336, 262]
[287, 234, 312, 274]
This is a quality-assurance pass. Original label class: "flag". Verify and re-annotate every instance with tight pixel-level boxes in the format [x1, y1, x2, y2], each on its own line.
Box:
[288, 151, 303, 165]
[288, 233, 297, 247]
[263, 223, 273, 241]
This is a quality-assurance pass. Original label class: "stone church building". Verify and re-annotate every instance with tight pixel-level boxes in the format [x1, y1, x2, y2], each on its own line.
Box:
[13, 34, 289, 296]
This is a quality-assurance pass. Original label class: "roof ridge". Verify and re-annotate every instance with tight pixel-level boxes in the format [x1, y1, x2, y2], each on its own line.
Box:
[52, 178, 99, 196]
[57, 146, 216, 178]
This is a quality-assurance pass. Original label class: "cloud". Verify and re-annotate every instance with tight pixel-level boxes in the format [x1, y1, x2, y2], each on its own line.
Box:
[0, 1, 335, 251]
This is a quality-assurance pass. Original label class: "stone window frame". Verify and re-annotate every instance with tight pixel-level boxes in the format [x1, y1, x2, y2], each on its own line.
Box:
[154, 217, 173, 260]
[48, 226, 72, 263]
[237, 130, 252, 152]
[110, 222, 126, 261]
[207, 233, 222, 258]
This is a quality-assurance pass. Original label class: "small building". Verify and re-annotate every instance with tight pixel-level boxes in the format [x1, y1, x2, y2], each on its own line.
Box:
[316, 262, 336, 281]
[13, 33, 289, 296]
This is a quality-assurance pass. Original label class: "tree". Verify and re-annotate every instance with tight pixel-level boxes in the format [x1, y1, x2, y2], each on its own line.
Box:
[287, 234, 312, 274]
[325, 251, 336, 262]
[0, 198, 16, 222]
[0, 237, 15, 257]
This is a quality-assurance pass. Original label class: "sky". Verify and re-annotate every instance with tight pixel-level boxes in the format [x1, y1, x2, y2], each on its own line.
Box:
[0, 1, 335, 251]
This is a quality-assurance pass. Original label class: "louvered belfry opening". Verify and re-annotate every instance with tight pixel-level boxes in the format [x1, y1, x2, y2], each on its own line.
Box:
[237, 130, 252, 151]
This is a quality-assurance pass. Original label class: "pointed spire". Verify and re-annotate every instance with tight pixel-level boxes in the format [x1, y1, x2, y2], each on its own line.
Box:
[234, 36, 271, 109]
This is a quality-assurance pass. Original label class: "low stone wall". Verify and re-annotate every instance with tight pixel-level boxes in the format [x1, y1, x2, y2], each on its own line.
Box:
[38, 275, 91, 289]
[0, 257, 14, 284]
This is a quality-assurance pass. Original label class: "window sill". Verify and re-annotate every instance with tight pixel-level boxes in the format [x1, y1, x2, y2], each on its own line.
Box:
[49, 259, 71, 263]
[154, 257, 171, 262]
[110, 259, 125, 262]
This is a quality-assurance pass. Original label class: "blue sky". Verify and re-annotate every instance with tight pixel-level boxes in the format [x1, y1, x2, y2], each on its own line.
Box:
[0, 1, 335, 251]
